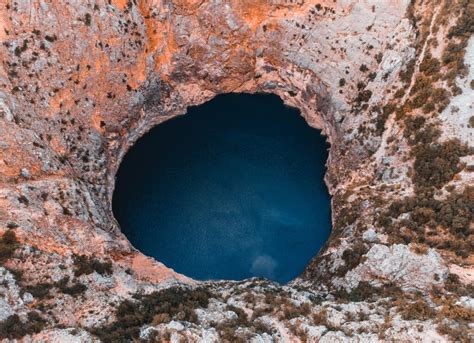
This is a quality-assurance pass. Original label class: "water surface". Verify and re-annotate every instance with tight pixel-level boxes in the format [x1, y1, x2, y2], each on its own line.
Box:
[113, 93, 331, 283]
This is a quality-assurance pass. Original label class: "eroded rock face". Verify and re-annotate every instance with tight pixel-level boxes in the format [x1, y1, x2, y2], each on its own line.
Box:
[0, 0, 473, 341]
[336, 244, 448, 291]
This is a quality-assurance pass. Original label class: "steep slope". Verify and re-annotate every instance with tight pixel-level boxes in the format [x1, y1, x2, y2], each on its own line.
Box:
[0, 0, 472, 341]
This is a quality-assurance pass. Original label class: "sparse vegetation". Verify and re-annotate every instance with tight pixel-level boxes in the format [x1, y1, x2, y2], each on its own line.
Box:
[399, 298, 435, 321]
[399, 58, 415, 84]
[0, 2, 471, 343]
[411, 139, 468, 189]
[73, 254, 113, 277]
[447, 1, 474, 39]
[89, 286, 213, 342]
[335, 281, 403, 303]
[24, 282, 53, 299]
[0, 311, 46, 339]
[336, 242, 368, 276]
[419, 53, 441, 75]
[380, 186, 473, 257]
[0, 230, 19, 263]
[55, 276, 87, 296]
[84, 13, 92, 26]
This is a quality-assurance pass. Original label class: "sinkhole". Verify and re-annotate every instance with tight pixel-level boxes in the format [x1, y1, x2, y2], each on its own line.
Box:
[113, 93, 331, 283]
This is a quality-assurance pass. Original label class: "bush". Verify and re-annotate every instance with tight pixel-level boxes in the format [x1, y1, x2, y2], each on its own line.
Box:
[419, 53, 440, 75]
[356, 89, 372, 103]
[442, 40, 469, 91]
[336, 242, 368, 276]
[437, 322, 470, 343]
[252, 319, 273, 334]
[468, 116, 474, 128]
[439, 303, 474, 322]
[412, 139, 468, 188]
[55, 277, 87, 296]
[73, 254, 113, 277]
[0, 311, 46, 339]
[382, 186, 473, 256]
[399, 58, 415, 83]
[375, 52, 383, 64]
[400, 298, 435, 321]
[216, 321, 248, 343]
[335, 281, 403, 303]
[334, 202, 360, 231]
[0, 230, 19, 263]
[282, 301, 310, 320]
[403, 116, 441, 146]
[373, 103, 396, 136]
[6, 222, 18, 229]
[24, 282, 53, 299]
[447, 2, 474, 38]
[312, 309, 328, 325]
[89, 286, 213, 342]
[226, 305, 249, 326]
[394, 89, 405, 98]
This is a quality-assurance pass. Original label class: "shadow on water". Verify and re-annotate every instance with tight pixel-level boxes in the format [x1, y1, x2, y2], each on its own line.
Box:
[113, 93, 331, 283]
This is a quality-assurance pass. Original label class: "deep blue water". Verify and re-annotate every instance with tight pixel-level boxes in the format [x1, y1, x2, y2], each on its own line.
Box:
[113, 93, 331, 283]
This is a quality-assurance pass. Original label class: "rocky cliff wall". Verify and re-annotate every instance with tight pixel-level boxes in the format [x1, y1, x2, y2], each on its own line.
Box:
[0, 0, 472, 341]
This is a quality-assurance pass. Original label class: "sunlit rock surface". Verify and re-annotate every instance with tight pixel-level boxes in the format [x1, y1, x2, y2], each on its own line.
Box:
[0, 0, 472, 341]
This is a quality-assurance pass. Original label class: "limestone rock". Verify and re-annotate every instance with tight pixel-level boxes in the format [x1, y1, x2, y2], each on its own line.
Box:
[341, 244, 448, 291]
[0, 0, 472, 341]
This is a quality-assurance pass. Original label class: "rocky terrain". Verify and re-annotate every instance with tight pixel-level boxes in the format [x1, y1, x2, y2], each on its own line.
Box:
[0, 0, 473, 341]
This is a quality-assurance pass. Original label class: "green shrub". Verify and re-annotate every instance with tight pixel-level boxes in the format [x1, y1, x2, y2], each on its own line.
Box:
[84, 13, 92, 26]
[375, 52, 383, 64]
[336, 242, 368, 276]
[89, 286, 213, 342]
[447, 1, 474, 38]
[468, 116, 474, 128]
[0, 311, 46, 339]
[394, 89, 405, 98]
[335, 282, 403, 303]
[399, 58, 415, 83]
[356, 89, 372, 103]
[442, 40, 469, 91]
[373, 103, 396, 136]
[419, 53, 440, 75]
[215, 321, 248, 343]
[400, 298, 435, 321]
[73, 254, 112, 277]
[55, 276, 87, 296]
[334, 200, 361, 231]
[403, 116, 441, 146]
[312, 309, 328, 325]
[226, 305, 249, 326]
[0, 230, 19, 263]
[382, 186, 473, 255]
[412, 139, 468, 188]
[252, 319, 273, 334]
[6, 222, 18, 229]
[24, 282, 53, 299]
[437, 322, 470, 343]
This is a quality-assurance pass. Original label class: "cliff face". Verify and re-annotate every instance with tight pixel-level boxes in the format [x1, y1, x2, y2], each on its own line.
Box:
[0, 0, 473, 341]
